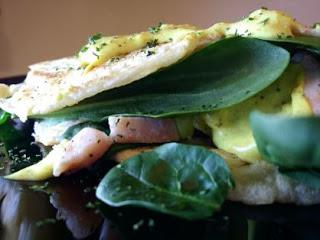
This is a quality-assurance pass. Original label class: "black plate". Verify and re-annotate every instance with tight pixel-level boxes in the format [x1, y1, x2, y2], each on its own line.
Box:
[1, 76, 320, 240]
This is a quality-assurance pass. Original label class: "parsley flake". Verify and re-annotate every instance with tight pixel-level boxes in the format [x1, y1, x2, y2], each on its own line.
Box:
[146, 50, 155, 56]
[148, 22, 163, 34]
[145, 39, 159, 48]
[93, 52, 100, 59]
[89, 33, 102, 44]
[260, 18, 270, 25]
[80, 46, 88, 53]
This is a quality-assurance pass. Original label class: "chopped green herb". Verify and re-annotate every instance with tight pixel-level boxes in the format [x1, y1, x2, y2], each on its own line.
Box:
[260, 17, 270, 25]
[86, 201, 102, 214]
[83, 187, 92, 193]
[110, 56, 120, 63]
[248, 17, 255, 21]
[95, 42, 108, 52]
[146, 50, 155, 56]
[145, 39, 159, 48]
[132, 220, 144, 231]
[86, 200, 101, 209]
[80, 46, 88, 53]
[89, 33, 102, 44]
[93, 52, 100, 59]
[148, 22, 163, 34]
[0, 111, 10, 125]
[76, 45, 89, 57]
[29, 181, 50, 193]
[36, 218, 57, 228]
[261, 6, 268, 10]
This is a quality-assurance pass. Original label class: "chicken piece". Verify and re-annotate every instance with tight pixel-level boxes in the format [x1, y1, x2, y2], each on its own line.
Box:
[109, 116, 179, 143]
[6, 127, 112, 180]
[52, 127, 112, 176]
[8, 115, 182, 180]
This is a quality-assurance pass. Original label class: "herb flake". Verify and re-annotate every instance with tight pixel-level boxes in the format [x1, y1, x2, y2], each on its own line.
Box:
[260, 17, 270, 25]
[148, 22, 163, 34]
[89, 33, 102, 44]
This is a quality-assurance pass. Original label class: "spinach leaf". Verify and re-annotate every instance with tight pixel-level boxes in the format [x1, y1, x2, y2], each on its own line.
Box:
[96, 143, 234, 220]
[62, 121, 110, 140]
[0, 111, 10, 125]
[267, 36, 320, 55]
[282, 170, 320, 189]
[250, 112, 320, 169]
[38, 38, 289, 121]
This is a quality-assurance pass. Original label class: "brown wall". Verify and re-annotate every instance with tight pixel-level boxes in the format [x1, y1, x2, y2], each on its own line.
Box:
[0, 0, 319, 78]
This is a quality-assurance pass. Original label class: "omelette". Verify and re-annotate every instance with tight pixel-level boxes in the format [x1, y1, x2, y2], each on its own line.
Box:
[1, 8, 320, 207]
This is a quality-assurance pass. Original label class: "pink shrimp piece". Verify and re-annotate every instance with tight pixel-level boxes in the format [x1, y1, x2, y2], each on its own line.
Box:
[53, 127, 112, 176]
[109, 116, 180, 143]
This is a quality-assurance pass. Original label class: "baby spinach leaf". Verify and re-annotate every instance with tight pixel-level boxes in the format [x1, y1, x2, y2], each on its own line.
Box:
[268, 36, 320, 55]
[39, 37, 289, 121]
[0, 111, 10, 125]
[282, 170, 320, 189]
[96, 143, 234, 220]
[62, 121, 110, 140]
[250, 112, 320, 169]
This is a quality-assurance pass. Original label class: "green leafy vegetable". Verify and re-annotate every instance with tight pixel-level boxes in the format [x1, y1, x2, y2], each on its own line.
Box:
[0, 111, 10, 125]
[38, 37, 290, 121]
[268, 35, 320, 55]
[175, 116, 195, 139]
[282, 170, 320, 189]
[62, 121, 110, 140]
[250, 112, 320, 169]
[96, 143, 234, 220]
